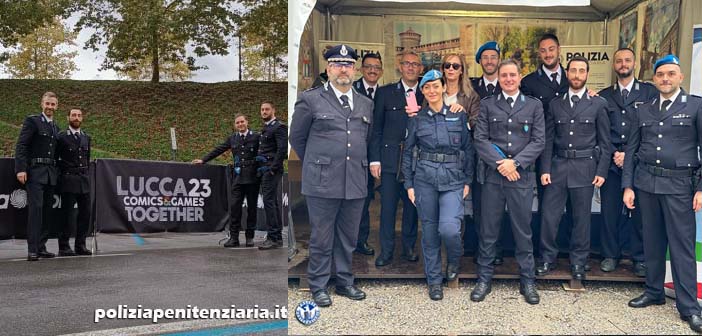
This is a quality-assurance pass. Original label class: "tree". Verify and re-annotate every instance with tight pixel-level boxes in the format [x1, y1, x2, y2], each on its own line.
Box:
[237, 0, 287, 81]
[4, 18, 78, 79]
[75, 0, 237, 83]
[117, 58, 192, 81]
[0, 0, 70, 62]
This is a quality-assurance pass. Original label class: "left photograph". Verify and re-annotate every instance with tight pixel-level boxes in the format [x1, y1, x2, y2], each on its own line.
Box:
[0, 0, 288, 335]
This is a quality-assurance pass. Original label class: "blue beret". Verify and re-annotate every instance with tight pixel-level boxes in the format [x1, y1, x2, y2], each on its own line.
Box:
[324, 44, 358, 63]
[653, 54, 680, 72]
[419, 69, 442, 88]
[476, 41, 500, 63]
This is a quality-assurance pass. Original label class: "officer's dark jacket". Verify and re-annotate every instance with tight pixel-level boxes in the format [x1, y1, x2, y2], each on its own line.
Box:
[598, 80, 658, 153]
[622, 90, 702, 194]
[402, 104, 474, 191]
[56, 129, 91, 194]
[202, 130, 261, 185]
[290, 83, 374, 200]
[521, 65, 569, 113]
[471, 77, 502, 99]
[474, 93, 545, 189]
[14, 114, 59, 185]
[258, 119, 288, 174]
[540, 93, 613, 188]
[369, 81, 425, 174]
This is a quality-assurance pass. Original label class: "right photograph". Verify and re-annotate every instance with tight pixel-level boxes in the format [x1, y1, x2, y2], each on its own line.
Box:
[288, 0, 702, 334]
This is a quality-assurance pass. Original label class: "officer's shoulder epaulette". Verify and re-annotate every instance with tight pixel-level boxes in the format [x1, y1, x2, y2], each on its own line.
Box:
[689, 94, 702, 99]
[302, 85, 322, 94]
[594, 95, 608, 103]
[523, 94, 540, 102]
[480, 95, 492, 101]
[378, 82, 396, 90]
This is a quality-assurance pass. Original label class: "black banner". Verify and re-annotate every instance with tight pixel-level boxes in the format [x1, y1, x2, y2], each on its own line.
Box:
[95, 159, 230, 233]
[0, 158, 28, 239]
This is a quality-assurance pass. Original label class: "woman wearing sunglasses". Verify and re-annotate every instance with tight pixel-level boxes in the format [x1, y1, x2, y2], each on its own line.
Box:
[441, 53, 481, 130]
[401, 70, 474, 300]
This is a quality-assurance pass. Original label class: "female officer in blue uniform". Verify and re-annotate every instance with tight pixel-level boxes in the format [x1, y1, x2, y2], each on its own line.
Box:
[402, 70, 474, 300]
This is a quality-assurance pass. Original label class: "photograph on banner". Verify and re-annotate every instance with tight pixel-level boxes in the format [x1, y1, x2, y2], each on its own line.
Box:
[618, 9, 638, 51]
[478, 24, 559, 75]
[691, 25, 702, 95]
[0, 1, 289, 335]
[559, 45, 615, 92]
[639, 0, 681, 80]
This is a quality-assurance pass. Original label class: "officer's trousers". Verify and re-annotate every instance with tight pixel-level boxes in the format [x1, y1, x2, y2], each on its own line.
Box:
[357, 171, 374, 248]
[230, 182, 260, 239]
[26, 181, 53, 254]
[59, 191, 91, 249]
[306, 196, 364, 293]
[638, 190, 701, 317]
[378, 172, 417, 258]
[599, 169, 643, 261]
[540, 184, 593, 266]
[478, 182, 535, 284]
[260, 171, 282, 242]
[415, 181, 463, 285]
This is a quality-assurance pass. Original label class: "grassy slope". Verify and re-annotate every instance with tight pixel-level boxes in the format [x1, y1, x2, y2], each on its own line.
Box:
[0, 79, 286, 165]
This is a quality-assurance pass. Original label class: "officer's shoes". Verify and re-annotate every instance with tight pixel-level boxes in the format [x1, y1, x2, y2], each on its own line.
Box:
[335, 285, 366, 300]
[571, 265, 586, 280]
[27, 253, 39, 262]
[258, 239, 282, 250]
[223, 238, 240, 248]
[445, 263, 459, 282]
[428, 284, 443, 301]
[354, 243, 375, 256]
[37, 249, 55, 259]
[312, 289, 332, 307]
[470, 281, 492, 302]
[58, 248, 77, 257]
[375, 255, 393, 267]
[401, 249, 419, 262]
[633, 261, 647, 277]
[494, 256, 504, 266]
[628, 294, 665, 308]
[600, 258, 618, 272]
[519, 282, 540, 305]
[536, 262, 556, 276]
[75, 246, 93, 255]
[245, 238, 254, 247]
[680, 313, 702, 333]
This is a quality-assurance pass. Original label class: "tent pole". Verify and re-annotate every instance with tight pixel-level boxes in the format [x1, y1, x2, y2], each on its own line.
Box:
[326, 7, 332, 40]
[603, 14, 609, 45]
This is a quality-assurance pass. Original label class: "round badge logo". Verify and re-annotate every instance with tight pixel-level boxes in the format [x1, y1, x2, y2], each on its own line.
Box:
[10, 189, 27, 209]
[340, 45, 348, 56]
[295, 300, 320, 325]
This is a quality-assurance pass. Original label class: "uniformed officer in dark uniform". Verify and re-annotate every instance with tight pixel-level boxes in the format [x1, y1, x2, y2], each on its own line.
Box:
[597, 47, 656, 275]
[468, 41, 505, 264]
[370, 50, 423, 267]
[56, 107, 92, 256]
[471, 59, 544, 304]
[352, 52, 383, 256]
[256, 102, 288, 250]
[401, 70, 473, 300]
[521, 33, 569, 113]
[623, 54, 702, 333]
[194, 114, 260, 248]
[15, 91, 61, 261]
[538, 56, 612, 280]
[290, 44, 373, 307]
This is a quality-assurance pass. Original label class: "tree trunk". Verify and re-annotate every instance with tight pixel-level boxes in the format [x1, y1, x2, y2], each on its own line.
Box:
[150, 24, 160, 83]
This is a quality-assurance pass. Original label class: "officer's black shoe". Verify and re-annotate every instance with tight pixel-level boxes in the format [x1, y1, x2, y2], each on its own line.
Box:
[519, 282, 540, 305]
[681, 314, 702, 333]
[75, 246, 92, 256]
[335, 285, 366, 300]
[27, 253, 39, 261]
[446, 263, 459, 282]
[584, 263, 592, 271]
[258, 239, 282, 250]
[600, 258, 618, 272]
[223, 238, 240, 248]
[401, 249, 419, 262]
[354, 243, 375, 256]
[536, 262, 556, 276]
[633, 261, 647, 277]
[37, 249, 55, 258]
[312, 289, 332, 307]
[375, 255, 392, 267]
[494, 256, 504, 266]
[58, 248, 76, 257]
[245, 238, 254, 247]
[470, 281, 492, 302]
[571, 265, 586, 280]
[628, 294, 665, 308]
[428, 284, 443, 301]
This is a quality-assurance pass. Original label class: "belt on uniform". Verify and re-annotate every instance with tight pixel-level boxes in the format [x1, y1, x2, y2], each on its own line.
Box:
[30, 158, 55, 166]
[644, 164, 695, 177]
[419, 152, 458, 163]
[238, 159, 256, 165]
[556, 149, 594, 159]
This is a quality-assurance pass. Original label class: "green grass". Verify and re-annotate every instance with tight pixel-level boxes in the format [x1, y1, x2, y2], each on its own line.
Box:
[0, 79, 286, 165]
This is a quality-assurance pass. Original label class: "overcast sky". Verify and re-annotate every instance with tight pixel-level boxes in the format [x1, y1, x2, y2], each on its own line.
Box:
[0, 14, 240, 83]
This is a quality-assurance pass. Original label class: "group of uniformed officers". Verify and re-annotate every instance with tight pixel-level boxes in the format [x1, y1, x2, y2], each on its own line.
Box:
[292, 35, 702, 332]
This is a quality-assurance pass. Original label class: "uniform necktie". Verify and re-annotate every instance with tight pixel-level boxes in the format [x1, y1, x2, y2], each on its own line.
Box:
[622, 89, 629, 101]
[487, 83, 495, 95]
[74, 132, 80, 142]
[367, 87, 374, 98]
[550, 73, 558, 84]
[571, 95, 580, 108]
[506, 97, 514, 109]
[660, 99, 672, 113]
[340, 94, 350, 109]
